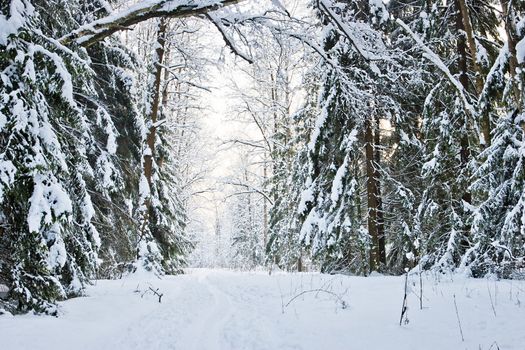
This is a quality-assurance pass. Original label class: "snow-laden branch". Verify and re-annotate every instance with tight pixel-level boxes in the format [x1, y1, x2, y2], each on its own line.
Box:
[206, 12, 254, 64]
[478, 43, 509, 107]
[396, 19, 475, 117]
[60, 0, 244, 47]
[318, 0, 383, 61]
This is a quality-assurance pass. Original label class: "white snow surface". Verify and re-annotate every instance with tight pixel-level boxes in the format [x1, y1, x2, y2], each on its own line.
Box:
[0, 0, 33, 46]
[517, 36, 525, 64]
[1, 269, 524, 350]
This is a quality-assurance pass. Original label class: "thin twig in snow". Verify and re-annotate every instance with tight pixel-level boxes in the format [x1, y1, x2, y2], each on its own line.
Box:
[487, 280, 497, 317]
[453, 294, 465, 342]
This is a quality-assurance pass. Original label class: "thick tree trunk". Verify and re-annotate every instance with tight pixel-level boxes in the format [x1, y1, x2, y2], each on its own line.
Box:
[365, 116, 385, 272]
[139, 19, 168, 248]
[500, 0, 522, 118]
[158, 39, 171, 169]
[144, 18, 168, 190]
[455, 2, 473, 256]
[457, 0, 482, 93]
[457, 0, 491, 146]
[455, 0, 472, 205]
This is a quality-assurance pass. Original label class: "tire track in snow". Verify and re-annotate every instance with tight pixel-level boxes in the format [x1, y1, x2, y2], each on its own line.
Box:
[183, 271, 235, 350]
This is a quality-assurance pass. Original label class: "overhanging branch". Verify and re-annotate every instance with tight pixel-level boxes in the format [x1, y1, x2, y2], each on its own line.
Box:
[60, 0, 245, 47]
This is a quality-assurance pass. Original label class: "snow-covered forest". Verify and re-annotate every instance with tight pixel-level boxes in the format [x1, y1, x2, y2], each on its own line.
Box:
[1, 0, 524, 349]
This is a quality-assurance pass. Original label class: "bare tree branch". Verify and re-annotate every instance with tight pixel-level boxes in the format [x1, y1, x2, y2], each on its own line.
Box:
[223, 139, 267, 149]
[224, 180, 274, 205]
[206, 12, 254, 64]
[241, 101, 273, 153]
[159, 63, 212, 92]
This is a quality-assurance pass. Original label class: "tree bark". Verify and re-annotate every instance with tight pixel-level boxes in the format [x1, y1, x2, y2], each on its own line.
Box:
[500, 0, 522, 117]
[374, 115, 386, 266]
[297, 252, 303, 272]
[158, 35, 171, 169]
[144, 19, 168, 190]
[365, 115, 385, 272]
[457, 0, 482, 93]
[455, 0, 472, 205]
[457, 0, 491, 146]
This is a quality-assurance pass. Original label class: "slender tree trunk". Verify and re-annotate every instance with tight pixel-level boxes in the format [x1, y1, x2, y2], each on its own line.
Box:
[297, 251, 303, 272]
[215, 205, 221, 266]
[455, 0, 472, 205]
[365, 115, 385, 271]
[271, 71, 278, 164]
[263, 152, 269, 250]
[374, 116, 386, 265]
[244, 169, 256, 266]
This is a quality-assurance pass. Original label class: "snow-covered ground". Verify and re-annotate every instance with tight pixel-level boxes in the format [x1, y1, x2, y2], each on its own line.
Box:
[1, 269, 524, 350]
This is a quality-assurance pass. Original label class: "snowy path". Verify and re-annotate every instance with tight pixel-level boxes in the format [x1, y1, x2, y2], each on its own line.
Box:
[1, 269, 525, 350]
[184, 273, 235, 350]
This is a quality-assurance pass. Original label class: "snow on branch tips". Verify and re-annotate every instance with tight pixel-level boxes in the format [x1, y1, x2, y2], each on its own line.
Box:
[60, 0, 245, 47]
[318, 0, 384, 62]
[396, 19, 474, 117]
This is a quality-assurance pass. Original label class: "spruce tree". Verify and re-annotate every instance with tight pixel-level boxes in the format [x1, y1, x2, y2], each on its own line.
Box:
[465, 1, 525, 277]
[0, 0, 102, 312]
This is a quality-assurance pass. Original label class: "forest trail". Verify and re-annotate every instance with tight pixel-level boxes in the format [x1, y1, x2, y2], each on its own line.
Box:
[185, 271, 235, 350]
[1, 269, 525, 350]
